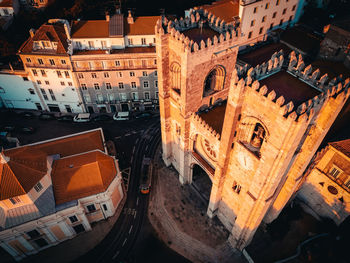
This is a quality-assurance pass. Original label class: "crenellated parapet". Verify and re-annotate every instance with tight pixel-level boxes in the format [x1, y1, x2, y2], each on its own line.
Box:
[191, 112, 221, 141]
[155, 9, 240, 55]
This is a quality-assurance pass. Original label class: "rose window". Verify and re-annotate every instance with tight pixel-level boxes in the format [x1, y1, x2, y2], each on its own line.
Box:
[203, 139, 217, 160]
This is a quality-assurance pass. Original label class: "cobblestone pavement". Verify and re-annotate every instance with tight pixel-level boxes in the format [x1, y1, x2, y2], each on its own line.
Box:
[148, 147, 246, 263]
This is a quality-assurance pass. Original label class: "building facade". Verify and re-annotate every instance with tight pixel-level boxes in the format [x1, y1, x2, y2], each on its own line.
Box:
[156, 8, 350, 250]
[297, 139, 350, 225]
[0, 0, 19, 30]
[18, 19, 85, 113]
[0, 129, 124, 261]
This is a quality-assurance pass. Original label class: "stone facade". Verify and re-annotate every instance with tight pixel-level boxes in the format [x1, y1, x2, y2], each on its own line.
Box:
[157, 8, 350, 251]
[297, 140, 350, 225]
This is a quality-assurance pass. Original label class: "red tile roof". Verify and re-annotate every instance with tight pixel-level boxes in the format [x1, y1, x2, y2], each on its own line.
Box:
[124, 16, 160, 35]
[199, 0, 239, 23]
[51, 150, 116, 205]
[71, 20, 110, 38]
[1, 130, 105, 201]
[330, 139, 350, 158]
[19, 23, 69, 55]
[0, 0, 13, 7]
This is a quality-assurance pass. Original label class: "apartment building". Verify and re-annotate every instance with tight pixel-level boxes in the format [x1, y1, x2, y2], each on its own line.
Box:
[70, 12, 159, 113]
[0, 129, 124, 261]
[0, 0, 19, 30]
[18, 19, 85, 113]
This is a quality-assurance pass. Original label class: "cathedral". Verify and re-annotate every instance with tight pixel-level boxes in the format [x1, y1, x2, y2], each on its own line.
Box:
[156, 7, 350, 249]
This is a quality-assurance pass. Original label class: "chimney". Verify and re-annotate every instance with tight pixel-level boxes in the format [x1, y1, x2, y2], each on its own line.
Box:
[29, 28, 35, 38]
[127, 10, 134, 24]
[64, 23, 71, 40]
[105, 12, 110, 22]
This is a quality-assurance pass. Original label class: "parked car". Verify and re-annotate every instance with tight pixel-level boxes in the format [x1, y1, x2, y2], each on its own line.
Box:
[57, 114, 73, 122]
[19, 111, 35, 118]
[19, 126, 36, 134]
[92, 114, 112, 122]
[39, 113, 56, 120]
[113, 112, 130, 121]
[134, 112, 153, 119]
[73, 113, 91, 122]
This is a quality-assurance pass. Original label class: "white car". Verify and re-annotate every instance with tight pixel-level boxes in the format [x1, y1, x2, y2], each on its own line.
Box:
[113, 111, 130, 121]
[73, 113, 91, 122]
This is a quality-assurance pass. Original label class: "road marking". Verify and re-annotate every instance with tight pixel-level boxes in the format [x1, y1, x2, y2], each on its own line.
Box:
[122, 238, 127, 246]
[134, 211, 137, 218]
[129, 225, 133, 234]
[136, 197, 139, 206]
[112, 251, 120, 260]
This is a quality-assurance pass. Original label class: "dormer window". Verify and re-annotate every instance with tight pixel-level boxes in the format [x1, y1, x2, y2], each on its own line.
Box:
[34, 182, 43, 193]
[42, 41, 51, 48]
[9, 196, 21, 205]
[329, 165, 342, 179]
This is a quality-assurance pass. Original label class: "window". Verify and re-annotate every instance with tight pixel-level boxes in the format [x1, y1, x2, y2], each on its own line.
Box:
[253, 7, 258, 13]
[68, 82, 72, 86]
[84, 94, 91, 103]
[56, 71, 62, 78]
[292, 5, 296, 11]
[279, 19, 283, 26]
[101, 61, 106, 69]
[144, 92, 150, 99]
[128, 60, 133, 67]
[153, 38, 156, 43]
[276, 0, 280, 5]
[91, 73, 97, 78]
[141, 38, 146, 45]
[89, 62, 94, 69]
[49, 59, 55, 65]
[69, 215, 78, 223]
[142, 60, 146, 67]
[131, 92, 138, 100]
[232, 181, 241, 194]
[104, 72, 109, 78]
[26, 58, 31, 63]
[41, 70, 46, 77]
[345, 180, 350, 189]
[94, 83, 100, 90]
[34, 182, 43, 192]
[115, 60, 120, 66]
[103, 204, 108, 211]
[64, 71, 70, 78]
[131, 82, 136, 88]
[251, 20, 255, 27]
[101, 41, 107, 49]
[62, 93, 65, 97]
[250, 123, 266, 151]
[259, 27, 263, 34]
[61, 59, 66, 64]
[130, 71, 135, 77]
[32, 69, 38, 76]
[119, 82, 124, 89]
[289, 15, 293, 22]
[262, 16, 266, 23]
[86, 204, 96, 212]
[329, 166, 341, 178]
[155, 71, 157, 76]
[120, 93, 127, 100]
[155, 91, 158, 98]
[26, 230, 40, 239]
[155, 80, 158, 88]
[265, 3, 269, 9]
[73, 224, 85, 234]
[88, 41, 94, 49]
[143, 81, 149, 88]
[3, 8, 9, 15]
[128, 38, 133, 45]
[45, 80, 50, 85]
[28, 88, 35, 95]
[118, 72, 122, 77]
[106, 83, 112, 89]
[108, 93, 114, 101]
[154, 59, 157, 65]
[283, 8, 287, 15]
[41, 88, 48, 100]
[38, 58, 44, 65]
[23, 76, 29, 81]
[60, 81, 65, 86]
[81, 84, 87, 90]
[142, 71, 148, 76]
[272, 12, 277, 19]
[270, 23, 274, 30]
[78, 73, 84, 79]
[248, 31, 252, 39]
[9, 196, 21, 205]
[49, 89, 56, 101]
[37, 80, 41, 84]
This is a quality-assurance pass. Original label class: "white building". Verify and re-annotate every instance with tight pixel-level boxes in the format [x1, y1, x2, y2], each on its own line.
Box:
[0, 0, 19, 30]
[0, 129, 124, 261]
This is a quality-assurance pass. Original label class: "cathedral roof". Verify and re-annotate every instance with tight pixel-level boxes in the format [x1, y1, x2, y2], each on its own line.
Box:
[330, 139, 350, 158]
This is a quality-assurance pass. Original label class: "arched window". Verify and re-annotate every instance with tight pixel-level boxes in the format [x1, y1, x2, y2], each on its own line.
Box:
[170, 62, 181, 93]
[250, 123, 266, 150]
[203, 65, 226, 97]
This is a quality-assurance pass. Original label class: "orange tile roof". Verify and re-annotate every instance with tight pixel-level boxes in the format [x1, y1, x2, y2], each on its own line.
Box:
[0, 0, 13, 8]
[199, 0, 239, 23]
[19, 23, 69, 55]
[330, 139, 350, 158]
[71, 20, 109, 38]
[1, 130, 105, 201]
[51, 151, 116, 205]
[124, 16, 160, 35]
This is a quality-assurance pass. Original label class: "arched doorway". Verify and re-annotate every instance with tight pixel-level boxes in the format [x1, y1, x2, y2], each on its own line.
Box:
[191, 164, 212, 205]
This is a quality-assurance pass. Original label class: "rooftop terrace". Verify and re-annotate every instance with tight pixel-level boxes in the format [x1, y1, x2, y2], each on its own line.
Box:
[198, 101, 227, 135]
[182, 26, 220, 44]
[259, 70, 321, 108]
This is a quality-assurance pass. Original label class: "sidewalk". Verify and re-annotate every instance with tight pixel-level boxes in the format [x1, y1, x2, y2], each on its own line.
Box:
[1, 191, 127, 263]
[148, 147, 246, 263]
